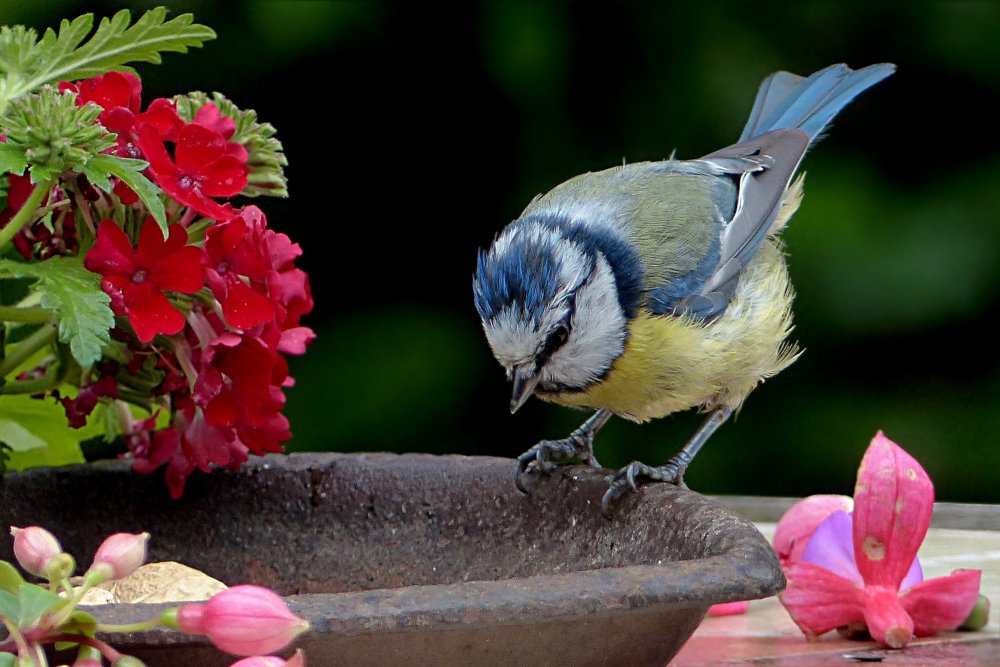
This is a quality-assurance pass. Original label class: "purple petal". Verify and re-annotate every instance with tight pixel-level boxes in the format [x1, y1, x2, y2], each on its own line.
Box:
[800, 510, 864, 585]
[900, 554, 923, 591]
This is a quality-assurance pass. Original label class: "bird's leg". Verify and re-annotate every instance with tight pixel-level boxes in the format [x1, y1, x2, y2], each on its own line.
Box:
[602, 406, 733, 514]
[515, 409, 612, 494]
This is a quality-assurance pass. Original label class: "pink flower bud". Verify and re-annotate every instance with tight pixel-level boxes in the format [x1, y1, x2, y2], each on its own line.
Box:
[10, 525, 63, 578]
[228, 651, 305, 667]
[708, 600, 750, 616]
[773, 495, 854, 568]
[177, 585, 308, 656]
[90, 532, 150, 581]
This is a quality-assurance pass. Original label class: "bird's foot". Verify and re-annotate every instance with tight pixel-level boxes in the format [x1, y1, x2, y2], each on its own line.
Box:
[515, 434, 601, 494]
[601, 455, 688, 515]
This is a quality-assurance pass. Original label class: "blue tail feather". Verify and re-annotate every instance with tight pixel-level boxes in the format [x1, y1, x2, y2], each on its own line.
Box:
[739, 63, 895, 143]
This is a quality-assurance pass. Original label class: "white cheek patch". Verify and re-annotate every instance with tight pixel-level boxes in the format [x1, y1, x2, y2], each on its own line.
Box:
[483, 310, 536, 369]
[544, 254, 627, 388]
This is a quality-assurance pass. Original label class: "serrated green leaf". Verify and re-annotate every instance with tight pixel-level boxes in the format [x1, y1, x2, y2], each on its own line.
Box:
[176, 92, 288, 198]
[15, 582, 61, 626]
[0, 561, 24, 594]
[0, 419, 46, 452]
[0, 257, 112, 368]
[89, 154, 166, 233]
[0, 144, 26, 174]
[0, 9, 215, 105]
[0, 394, 94, 469]
[0, 651, 14, 667]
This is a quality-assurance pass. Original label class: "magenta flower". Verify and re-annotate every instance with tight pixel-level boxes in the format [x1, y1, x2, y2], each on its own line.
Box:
[84, 218, 206, 343]
[779, 432, 982, 648]
[177, 585, 309, 656]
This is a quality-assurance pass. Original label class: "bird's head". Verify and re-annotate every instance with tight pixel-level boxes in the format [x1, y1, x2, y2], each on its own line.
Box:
[472, 217, 633, 412]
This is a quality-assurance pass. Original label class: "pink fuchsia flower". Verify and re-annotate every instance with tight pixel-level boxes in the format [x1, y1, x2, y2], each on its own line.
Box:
[89, 532, 150, 581]
[10, 525, 63, 577]
[779, 432, 982, 648]
[773, 494, 854, 568]
[136, 122, 246, 221]
[228, 651, 305, 667]
[177, 585, 309, 657]
[84, 218, 206, 343]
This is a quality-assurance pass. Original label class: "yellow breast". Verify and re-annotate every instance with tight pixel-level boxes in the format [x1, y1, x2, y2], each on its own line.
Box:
[543, 240, 800, 422]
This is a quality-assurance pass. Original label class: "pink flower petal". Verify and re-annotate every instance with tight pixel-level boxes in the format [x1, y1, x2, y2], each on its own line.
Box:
[852, 432, 934, 590]
[773, 494, 854, 568]
[901, 569, 982, 636]
[779, 562, 866, 637]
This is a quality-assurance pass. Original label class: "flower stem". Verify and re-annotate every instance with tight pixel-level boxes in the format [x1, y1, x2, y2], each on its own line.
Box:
[93, 616, 166, 633]
[0, 366, 60, 395]
[44, 634, 122, 662]
[0, 178, 53, 252]
[1, 618, 30, 656]
[0, 322, 57, 378]
[0, 305, 53, 324]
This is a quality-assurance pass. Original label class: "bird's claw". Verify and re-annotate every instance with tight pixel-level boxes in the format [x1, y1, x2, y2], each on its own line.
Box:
[515, 434, 601, 494]
[601, 459, 687, 515]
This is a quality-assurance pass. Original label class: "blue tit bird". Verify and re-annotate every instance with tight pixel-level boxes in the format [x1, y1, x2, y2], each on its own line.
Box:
[472, 63, 894, 512]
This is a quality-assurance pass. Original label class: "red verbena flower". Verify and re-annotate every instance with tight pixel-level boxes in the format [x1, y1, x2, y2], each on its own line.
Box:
[204, 211, 274, 329]
[131, 404, 248, 499]
[58, 375, 119, 428]
[779, 432, 982, 648]
[136, 122, 247, 221]
[84, 218, 206, 343]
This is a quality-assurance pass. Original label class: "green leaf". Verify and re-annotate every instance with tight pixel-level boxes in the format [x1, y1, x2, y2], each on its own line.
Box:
[0, 394, 94, 470]
[0, 256, 113, 368]
[0, 651, 14, 667]
[176, 92, 288, 197]
[0, 9, 215, 105]
[0, 144, 26, 174]
[0, 589, 18, 621]
[0, 561, 24, 594]
[0, 419, 46, 452]
[89, 154, 167, 234]
[15, 582, 61, 626]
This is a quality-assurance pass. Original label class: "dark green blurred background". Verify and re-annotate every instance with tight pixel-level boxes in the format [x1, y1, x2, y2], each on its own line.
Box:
[4, 2, 999, 502]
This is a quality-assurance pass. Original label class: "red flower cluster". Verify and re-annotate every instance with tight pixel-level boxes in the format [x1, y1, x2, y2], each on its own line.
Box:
[55, 73, 314, 497]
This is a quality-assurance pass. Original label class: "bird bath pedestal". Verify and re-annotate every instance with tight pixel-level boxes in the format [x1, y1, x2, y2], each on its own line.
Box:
[0, 453, 784, 666]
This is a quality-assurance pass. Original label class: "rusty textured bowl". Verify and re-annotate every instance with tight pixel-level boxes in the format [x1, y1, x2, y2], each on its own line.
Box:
[0, 453, 783, 666]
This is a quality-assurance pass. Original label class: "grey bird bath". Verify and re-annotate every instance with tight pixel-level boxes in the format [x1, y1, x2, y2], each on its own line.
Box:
[0, 453, 784, 666]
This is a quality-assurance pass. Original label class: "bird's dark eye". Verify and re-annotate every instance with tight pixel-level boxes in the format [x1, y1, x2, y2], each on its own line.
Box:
[540, 324, 570, 361]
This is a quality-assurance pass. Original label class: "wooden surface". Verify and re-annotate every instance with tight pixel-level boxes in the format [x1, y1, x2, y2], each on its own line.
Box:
[672, 522, 1000, 665]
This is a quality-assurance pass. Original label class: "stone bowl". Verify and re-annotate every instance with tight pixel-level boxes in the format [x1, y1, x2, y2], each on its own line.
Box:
[0, 453, 784, 666]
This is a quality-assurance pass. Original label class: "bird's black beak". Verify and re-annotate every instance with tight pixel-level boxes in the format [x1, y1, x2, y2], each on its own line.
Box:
[510, 366, 541, 414]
